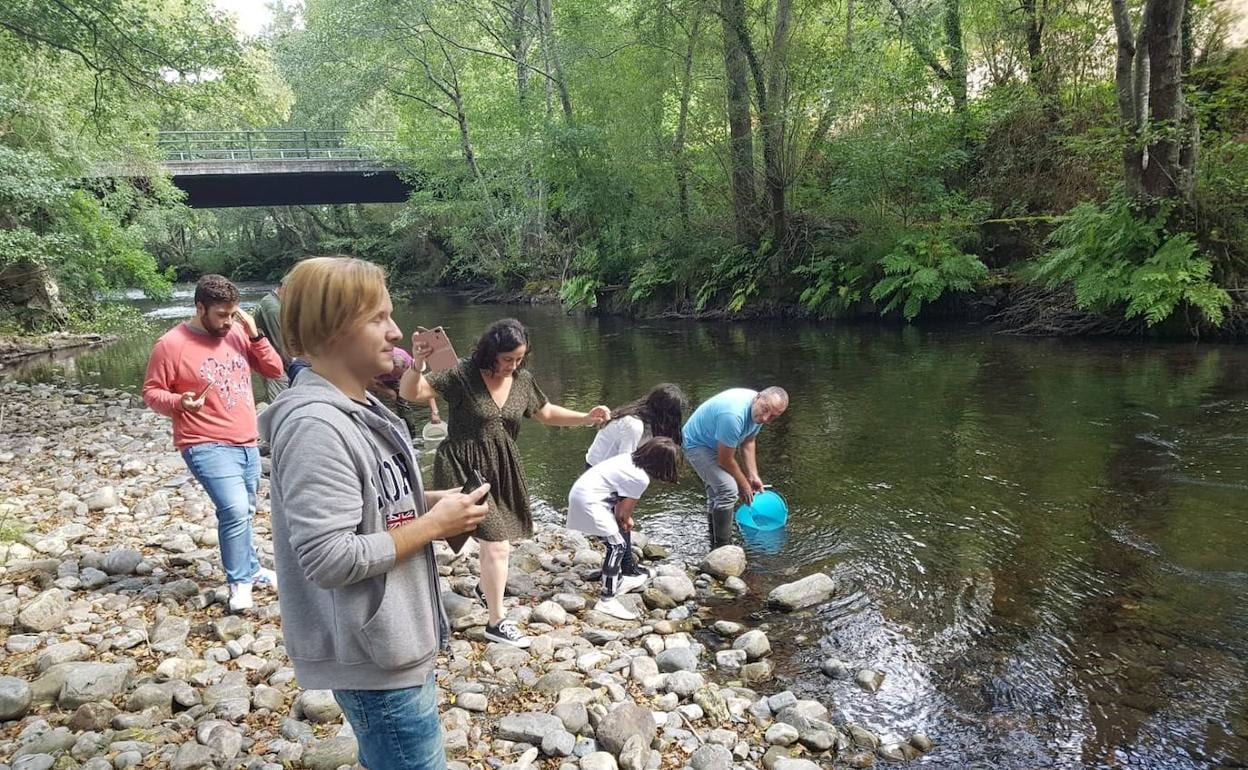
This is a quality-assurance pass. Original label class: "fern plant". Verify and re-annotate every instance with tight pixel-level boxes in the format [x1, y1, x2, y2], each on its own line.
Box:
[558, 275, 601, 309]
[869, 235, 988, 320]
[1032, 194, 1231, 326]
[793, 258, 870, 317]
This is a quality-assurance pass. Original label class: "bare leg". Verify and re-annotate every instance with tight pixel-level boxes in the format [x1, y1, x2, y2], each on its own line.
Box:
[478, 539, 511, 627]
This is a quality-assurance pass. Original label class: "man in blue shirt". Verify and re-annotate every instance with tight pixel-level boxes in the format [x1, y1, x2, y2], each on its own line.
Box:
[682, 386, 789, 548]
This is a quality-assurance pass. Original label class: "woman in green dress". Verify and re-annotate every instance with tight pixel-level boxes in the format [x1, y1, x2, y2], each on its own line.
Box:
[400, 318, 609, 648]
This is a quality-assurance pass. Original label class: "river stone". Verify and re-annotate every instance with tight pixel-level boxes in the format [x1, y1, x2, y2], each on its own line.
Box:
[768, 572, 836, 610]
[535, 670, 584, 694]
[716, 649, 747, 670]
[774, 759, 822, 770]
[171, 742, 214, 770]
[102, 549, 142, 576]
[485, 642, 532, 670]
[641, 588, 677, 611]
[36, 641, 90, 672]
[125, 683, 172, 714]
[618, 734, 649, 770]
[85, 486, 119, 511]
[541, 729, 576, 757]
[442, 591, 474, 624]
[498, 712, 564, 743]
[690, 744, 732, 770]
[650, 574, 695, 603]
[555, 701, 589, 734]
[741, 660, 774, 684]
[0, 676, 33, 720]
[457, 692, 487, 712]
[150, 616, 191, 653]
[666, 671, 704, 698]
[700, 545, 746, 579]
[733, 629, 772, 661]
[656, 647, 698, 673]
[725, 576, 749, 593]
[821, 658, 852, 679]
[202, 676, 251, 720]
[533, 600, 569, 626]
[68, 701, 119, 731]
[58, 662, 133, 708]
[693, 687, 729, 726]
[630, 656, 659, 682]
[910, 732, 933, 752]
[203, 723, 243, 762]
[766, 722, 800, 746]
[18, 589, 66, 632]
[580, 753, 618, 770]
[855, 669, 885, 693]
[303, 736, 359, 770]
[297, 689, 342, 723]
[595, 702, 656, 756]
[12, 757, 56, 770]
[848, 723, 880, 749]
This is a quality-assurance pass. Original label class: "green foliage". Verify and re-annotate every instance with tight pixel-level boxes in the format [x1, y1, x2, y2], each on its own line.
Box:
[559, 275, 601, 309]
[869, 234, 989, 320]
[1031, 194, 1231, 326]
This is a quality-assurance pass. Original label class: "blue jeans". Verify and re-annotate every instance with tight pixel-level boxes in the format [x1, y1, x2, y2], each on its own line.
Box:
[333, 674, 445, 770]
[181, 444, 261, 585]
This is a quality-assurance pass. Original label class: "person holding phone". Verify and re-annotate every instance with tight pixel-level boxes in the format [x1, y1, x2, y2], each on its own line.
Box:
[142, 275, 286, 612]
[682, 387, 789, 549]
[260, 256, 488, 770]
[400, 318, 610, 648]
[368, 347, 440, 438]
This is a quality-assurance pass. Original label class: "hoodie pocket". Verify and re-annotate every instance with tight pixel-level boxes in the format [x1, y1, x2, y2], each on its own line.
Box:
[359, 574, 438, 670]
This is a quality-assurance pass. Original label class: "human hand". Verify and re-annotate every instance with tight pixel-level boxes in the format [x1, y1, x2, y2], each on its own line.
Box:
[424, 484, 489, 539]
[737, 479, 755, 506]
[430, 413, 442, 424]
[410, 328, 433, 370]
[234, 308, 259, 337]
[586, 405, 611, 426]
[179, 391, 206, 413]
[616, 511, 634, 533]
[748, 474, 764, 492]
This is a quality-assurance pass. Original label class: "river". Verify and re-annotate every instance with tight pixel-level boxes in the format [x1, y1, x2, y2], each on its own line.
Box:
[5, 285, 1247, 769]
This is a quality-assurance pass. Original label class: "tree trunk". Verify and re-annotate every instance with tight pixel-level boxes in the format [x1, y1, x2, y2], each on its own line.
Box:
[1020, 0, 1047, 94]
[537, 0, 573, 120]
[763, 0, 793, 249]
[720, 0, 757, 245]
[674, 12, 703, 230]
[514, 0, 530, 104]
[943, 0, 968, 114]
[846, 0, 855, 51]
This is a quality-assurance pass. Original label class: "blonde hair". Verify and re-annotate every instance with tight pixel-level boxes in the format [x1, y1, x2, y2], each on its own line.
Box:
[281, 256, 388, 358]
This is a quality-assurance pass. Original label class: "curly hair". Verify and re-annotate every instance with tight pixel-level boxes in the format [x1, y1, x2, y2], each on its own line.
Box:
[194, 274, 240, 308]
[470, 318, 530, 372]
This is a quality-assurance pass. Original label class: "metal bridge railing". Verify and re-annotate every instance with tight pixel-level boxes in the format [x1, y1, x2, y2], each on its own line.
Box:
[157, 129, 396, 162]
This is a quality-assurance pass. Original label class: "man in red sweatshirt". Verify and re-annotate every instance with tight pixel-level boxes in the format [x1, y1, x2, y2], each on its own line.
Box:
[143, 275, 286, 612]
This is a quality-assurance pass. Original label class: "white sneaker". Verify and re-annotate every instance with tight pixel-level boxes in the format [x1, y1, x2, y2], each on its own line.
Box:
[228, 582, 253, 613]
[594, 597, 638, 621]
[253, 568, 278, 592]
[618, 573, 649, 594]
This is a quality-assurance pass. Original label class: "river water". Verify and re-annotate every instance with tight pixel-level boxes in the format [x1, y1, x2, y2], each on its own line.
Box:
[6, 286, 1247, 768]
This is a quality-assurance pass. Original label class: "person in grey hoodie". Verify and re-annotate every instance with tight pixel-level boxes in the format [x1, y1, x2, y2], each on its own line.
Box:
[260, 256, 488, 770]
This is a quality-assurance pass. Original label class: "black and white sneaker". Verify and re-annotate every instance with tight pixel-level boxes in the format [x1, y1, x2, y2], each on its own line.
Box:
[625, 565, 653, 579]
[483, 619, 531, 649]
[473, 582, 486, 605]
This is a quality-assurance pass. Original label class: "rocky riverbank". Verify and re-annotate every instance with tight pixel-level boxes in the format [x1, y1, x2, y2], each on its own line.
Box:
[0, 334, 118, 368]
[0, 380, 931, 770]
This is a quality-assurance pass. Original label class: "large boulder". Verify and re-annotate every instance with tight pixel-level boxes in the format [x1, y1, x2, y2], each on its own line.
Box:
[595, 702, 656, 756]
[767, 572, 836, 611]
[0, 676, 33, 720]
[57, 662, 134, 708]
[700, 546, 746, 579]
[18, 590, 66, 632]
[497, 712, 565, 744]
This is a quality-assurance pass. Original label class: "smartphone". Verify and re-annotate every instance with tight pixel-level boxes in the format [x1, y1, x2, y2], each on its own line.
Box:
[460, 469, 487, 495]
[412, 326, 459, 372]
[195, 377, 216, 401]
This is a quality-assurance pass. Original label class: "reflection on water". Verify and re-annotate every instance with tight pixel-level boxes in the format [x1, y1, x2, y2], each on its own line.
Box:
[6, 291, 1248, 768]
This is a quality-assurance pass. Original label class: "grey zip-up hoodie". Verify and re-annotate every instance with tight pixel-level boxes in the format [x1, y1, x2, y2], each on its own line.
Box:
[259, 370, 447, 691]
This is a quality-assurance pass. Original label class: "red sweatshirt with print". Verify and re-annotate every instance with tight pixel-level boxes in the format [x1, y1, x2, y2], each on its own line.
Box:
[143, 322, 285, 449]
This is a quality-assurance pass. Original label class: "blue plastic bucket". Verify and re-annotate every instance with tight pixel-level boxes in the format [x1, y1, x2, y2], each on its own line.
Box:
[734, 490, 789, 531]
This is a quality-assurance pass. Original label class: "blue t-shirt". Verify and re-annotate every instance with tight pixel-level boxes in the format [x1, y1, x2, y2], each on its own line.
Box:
[682, 388, 762, 450]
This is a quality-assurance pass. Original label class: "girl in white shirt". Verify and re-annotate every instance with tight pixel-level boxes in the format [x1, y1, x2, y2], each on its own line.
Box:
[567, 437, 681, 620]
[585, 383, 687, 466]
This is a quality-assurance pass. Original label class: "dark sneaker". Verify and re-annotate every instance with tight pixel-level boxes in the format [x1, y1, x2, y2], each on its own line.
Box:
[473, 582, 486, 605]
[483, 619, 531, 648]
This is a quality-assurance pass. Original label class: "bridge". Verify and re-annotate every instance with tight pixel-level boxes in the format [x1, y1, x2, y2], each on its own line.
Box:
[132, 130, 418, 208]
